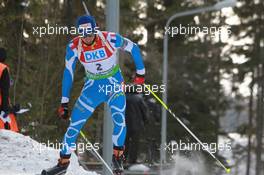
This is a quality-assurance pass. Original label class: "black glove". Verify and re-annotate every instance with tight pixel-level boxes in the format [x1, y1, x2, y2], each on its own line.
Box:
[10, 104, 20, 115]
[0, 111, 11, 129]
[58, 103, 69, 120]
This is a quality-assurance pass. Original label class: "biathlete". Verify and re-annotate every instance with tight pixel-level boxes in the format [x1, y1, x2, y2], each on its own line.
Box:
[41, 15, 145, 175]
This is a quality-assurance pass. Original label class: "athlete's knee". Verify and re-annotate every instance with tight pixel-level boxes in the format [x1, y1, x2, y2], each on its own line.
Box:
[65, 126, 79, 139]
[66, 119, 86, 138]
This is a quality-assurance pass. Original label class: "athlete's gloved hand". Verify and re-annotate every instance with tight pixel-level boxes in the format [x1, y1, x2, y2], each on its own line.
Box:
[10, 104, 20, 115]
[0, 111, 11, 127]
[133, 74, 145, 85]
[58, 103, 69, 120]
[0, 111, 11, 130]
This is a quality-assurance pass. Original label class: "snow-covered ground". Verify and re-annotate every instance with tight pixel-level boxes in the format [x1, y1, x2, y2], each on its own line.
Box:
[0, 129, 257, 175]
[128, 164, 150, 172]
[161, 133, 256, 175]
[0, 130, 98, 175]
[218, 133, 256, 175]
[163, 152, 209, 175]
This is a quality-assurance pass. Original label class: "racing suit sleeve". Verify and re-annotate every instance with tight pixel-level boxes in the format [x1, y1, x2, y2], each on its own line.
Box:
[108, 33, 145, 76]
[61, 43, 78, 104]
[0, 68, 10, 112]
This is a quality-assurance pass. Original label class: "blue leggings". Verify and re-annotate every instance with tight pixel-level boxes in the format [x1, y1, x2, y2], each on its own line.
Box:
[60, 71, 126, 156]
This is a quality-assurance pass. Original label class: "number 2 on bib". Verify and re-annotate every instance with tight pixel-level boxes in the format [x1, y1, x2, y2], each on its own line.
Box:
[96, 63, 103, 71]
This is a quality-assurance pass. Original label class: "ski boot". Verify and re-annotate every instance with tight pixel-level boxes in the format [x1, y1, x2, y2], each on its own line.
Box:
[112, 146, 125, 175]
[41, 156, 70, 175]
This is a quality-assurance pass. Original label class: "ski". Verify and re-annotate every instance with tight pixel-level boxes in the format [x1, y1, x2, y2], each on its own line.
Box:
[16, 108, 30, 114]
[113, 171, 125, 175]
[11, 102, 32, 115]
[112, 164, 125, 174]
[41, 164, 69, 175]
[112, 153, 125, 175]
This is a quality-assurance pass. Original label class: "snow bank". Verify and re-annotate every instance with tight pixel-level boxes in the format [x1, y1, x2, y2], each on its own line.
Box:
[0, 130, 98, 175]
[128, 164, 150, 171]
[218, 133, 256, 175]
[164, 152, 209, 175]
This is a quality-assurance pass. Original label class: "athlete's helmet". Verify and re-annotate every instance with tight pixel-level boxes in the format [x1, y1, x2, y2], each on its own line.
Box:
[77, 15, 97, 37]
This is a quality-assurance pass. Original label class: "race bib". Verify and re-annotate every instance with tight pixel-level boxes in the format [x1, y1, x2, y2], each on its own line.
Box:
[84, 48, 107, 63]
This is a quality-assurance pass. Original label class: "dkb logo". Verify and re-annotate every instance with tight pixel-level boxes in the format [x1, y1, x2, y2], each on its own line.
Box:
[84, 48, 107, 62]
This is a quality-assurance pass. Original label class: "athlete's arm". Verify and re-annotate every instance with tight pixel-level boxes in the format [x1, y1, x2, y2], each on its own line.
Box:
[109, 33, 145, 76]
[61, 43, 78, 104]
[0, 68, 10, 112]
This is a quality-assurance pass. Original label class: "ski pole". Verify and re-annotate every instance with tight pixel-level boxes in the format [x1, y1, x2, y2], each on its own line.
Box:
[79, 130, 114, 175]
[143, 84, 231, 174]
[15, 108, 30, 114]
[81, 0, 90, 15]
[68, 118, 114, 174]
[80, 0, 115, 54]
